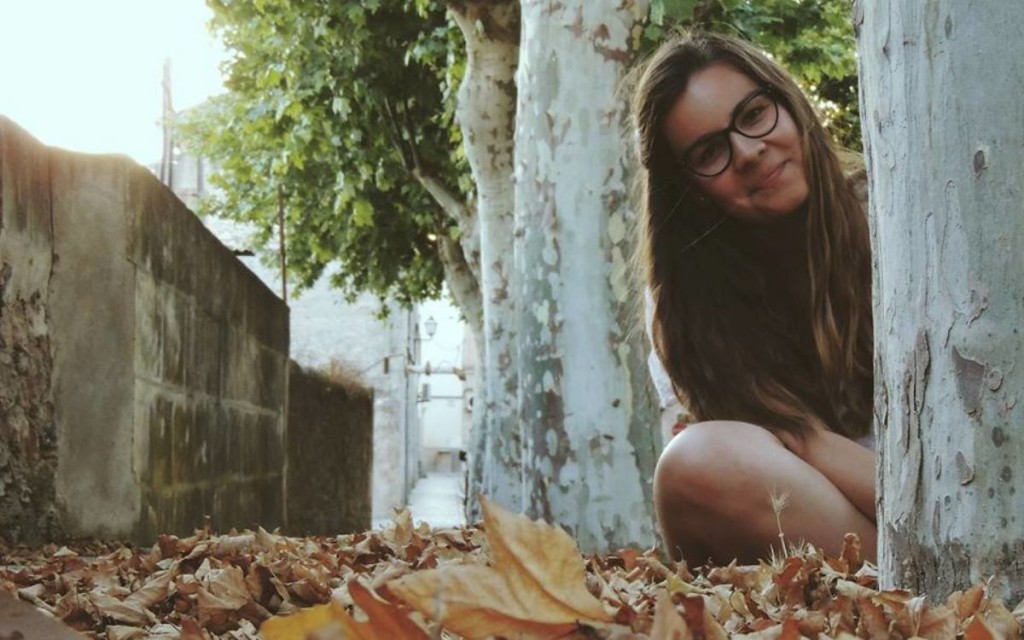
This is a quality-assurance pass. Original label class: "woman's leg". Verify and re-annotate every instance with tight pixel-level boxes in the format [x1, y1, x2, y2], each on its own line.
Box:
[654, 420, 876, 566]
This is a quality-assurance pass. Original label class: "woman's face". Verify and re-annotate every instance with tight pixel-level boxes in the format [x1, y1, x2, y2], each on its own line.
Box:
[663, 63, 809, 222]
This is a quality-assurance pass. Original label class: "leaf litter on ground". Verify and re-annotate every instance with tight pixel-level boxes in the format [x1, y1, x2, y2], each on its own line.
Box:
[1, 498, 1022, 639]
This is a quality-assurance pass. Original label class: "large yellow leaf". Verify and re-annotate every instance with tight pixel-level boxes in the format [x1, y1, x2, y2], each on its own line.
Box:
[387, 497, 612, 639]
[259, 582, 429, 640]
[347, 580, 430, 639]
[260, 600, 350, 640]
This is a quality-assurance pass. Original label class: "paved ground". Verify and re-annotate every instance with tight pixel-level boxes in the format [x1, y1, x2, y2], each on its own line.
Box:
[372, 471, 467, 531]
[407, 471, 467, 529]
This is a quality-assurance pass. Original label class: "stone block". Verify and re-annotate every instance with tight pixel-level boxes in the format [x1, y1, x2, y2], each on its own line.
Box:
[134, 272, 162, 381]
[189, 310, 223, 396]
[50, 149, 139, 538]
[144, 392, 175, 492]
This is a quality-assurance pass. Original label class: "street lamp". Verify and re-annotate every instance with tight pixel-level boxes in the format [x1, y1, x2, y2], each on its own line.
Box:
[405, 314, 465, 381]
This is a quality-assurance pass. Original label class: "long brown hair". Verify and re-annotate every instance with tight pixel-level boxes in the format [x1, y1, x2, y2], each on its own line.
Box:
[631, 32, 872, 438]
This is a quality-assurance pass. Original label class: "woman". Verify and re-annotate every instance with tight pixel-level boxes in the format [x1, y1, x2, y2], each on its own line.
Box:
[631, 32, 876, 566]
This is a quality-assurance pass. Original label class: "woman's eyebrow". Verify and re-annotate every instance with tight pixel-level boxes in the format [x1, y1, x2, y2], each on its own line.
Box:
[681, 88, 763, 150]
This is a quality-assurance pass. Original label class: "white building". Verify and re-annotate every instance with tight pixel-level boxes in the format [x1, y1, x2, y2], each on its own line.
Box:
[414, 297, 470, 474]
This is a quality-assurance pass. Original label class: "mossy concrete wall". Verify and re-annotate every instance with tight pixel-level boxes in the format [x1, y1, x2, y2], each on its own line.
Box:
[0, 117, 290, 543]
[0, 116, 61, 543]
[287, 362, 373, 535]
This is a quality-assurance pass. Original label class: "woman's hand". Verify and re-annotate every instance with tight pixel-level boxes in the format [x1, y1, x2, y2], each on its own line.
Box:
[770, 426, 821, 461]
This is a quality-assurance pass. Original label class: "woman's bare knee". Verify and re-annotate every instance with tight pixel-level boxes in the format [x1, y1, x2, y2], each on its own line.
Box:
[654, 421, 779, 562]
[655, 420, 876, 565]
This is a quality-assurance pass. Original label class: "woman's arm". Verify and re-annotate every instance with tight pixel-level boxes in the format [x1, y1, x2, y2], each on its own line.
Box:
[779, 429, 876, 524]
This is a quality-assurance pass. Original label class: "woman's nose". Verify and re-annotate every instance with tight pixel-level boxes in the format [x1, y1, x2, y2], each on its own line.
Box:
[729, 132, 766, 170]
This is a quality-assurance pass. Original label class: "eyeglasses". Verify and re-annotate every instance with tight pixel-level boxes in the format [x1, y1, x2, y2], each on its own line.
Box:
[678, 89, 780, 178]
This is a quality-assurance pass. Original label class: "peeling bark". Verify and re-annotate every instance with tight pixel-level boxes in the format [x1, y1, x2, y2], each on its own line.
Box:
[858, 0, 1024, 601]
[449, 1, 522, 519]
[438, 234, 482, 337]
[514, 0, 658, 552]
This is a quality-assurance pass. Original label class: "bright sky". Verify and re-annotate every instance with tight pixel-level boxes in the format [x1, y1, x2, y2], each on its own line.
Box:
[0, 0, 228, 165]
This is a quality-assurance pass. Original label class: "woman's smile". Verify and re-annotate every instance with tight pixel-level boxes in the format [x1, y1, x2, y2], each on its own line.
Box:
[750, 160, 787, 194]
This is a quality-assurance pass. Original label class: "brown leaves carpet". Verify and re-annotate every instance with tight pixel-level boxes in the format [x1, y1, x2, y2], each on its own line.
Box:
[1, 499, 1021, 639]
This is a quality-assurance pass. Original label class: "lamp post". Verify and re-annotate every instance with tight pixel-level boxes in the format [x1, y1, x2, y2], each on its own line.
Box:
[406, 316, 465, 380]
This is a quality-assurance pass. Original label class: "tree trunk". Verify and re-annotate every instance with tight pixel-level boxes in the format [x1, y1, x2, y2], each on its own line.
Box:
[449, 1, 522, 520]
[858, 0, 1024, 601]
[513, 0, 660, 552]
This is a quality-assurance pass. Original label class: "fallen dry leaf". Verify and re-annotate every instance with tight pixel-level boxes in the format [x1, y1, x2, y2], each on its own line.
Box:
[677, 593, 728, 640]
[950, 583, 987, 621]
[260, 599, 353, 639]
[984, 600, 1022, 640]
[87, 589, 155, 626]
[347, 580, 430, 639]
[649, 589, 692, 639]
[260, 581, 429, 640]
[388, 497, 612, 638]
[965, 613, 1001, 640]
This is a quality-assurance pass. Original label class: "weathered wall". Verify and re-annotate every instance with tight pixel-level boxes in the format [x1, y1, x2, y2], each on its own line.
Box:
[0, 116, 61, 543]
[0, 117, 290, 543]
[126, 151, 290, 541]
[282, 273, 416, 521]
[287, 362, 372, 534]
[197, 216, 416, 523]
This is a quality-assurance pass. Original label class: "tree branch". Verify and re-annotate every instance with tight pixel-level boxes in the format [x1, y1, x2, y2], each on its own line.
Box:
[400, 98, 425, 174]
[412, 168, 473, 230]
[446, 1, 520, 44]
[438, 234, 483, 333]
[381, 98, 414, 171]
[382, 97, 469, 230]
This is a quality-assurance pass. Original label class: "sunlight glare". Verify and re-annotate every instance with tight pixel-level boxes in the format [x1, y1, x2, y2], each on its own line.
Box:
[0, 0, 227, 164]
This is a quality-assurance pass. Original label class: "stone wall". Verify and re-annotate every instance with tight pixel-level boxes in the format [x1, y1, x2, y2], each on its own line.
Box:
[210, 228, 418, 522]
[0, 116, 61, 543]
[125, 150, 290, 541]
[287, 362, 372, 534]
[0, 118, 290, 543]
[171, 162, 417, 523]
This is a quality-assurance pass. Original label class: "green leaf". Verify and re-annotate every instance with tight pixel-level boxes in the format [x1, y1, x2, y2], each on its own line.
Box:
[352, 199, 375, 228]
[650, 1, 665, 26]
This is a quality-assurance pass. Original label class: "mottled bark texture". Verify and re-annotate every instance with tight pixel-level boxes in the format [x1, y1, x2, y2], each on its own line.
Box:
[514, 0, 660, 552]
[857, 0, 1024, 601]
[449, 1, 523, 520]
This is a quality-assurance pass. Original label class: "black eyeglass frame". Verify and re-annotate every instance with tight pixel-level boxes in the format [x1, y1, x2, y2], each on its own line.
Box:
[677, 88, 781, 178]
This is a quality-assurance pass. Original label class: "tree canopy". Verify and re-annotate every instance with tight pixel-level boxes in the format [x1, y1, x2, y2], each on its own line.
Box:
[177, 0, 467, 307]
